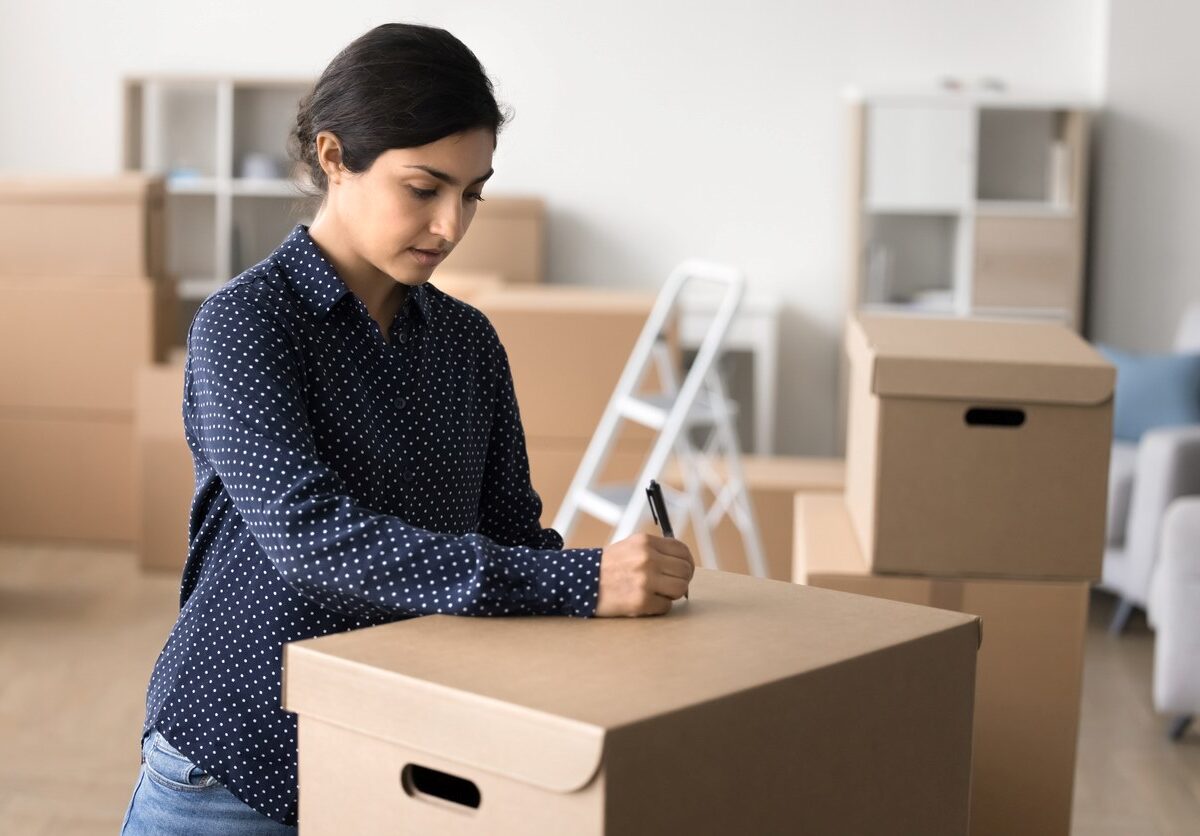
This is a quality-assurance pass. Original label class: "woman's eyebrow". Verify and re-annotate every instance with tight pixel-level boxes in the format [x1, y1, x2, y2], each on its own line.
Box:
[403, 164, 494, 187]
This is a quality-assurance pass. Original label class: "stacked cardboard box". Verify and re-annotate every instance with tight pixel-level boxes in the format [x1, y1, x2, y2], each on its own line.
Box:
[135, 358, 191, 571]
[795, 313, 1114, 836]
[0, 175, 174, 543]
[473, 285, 665, 549]
[285, 567, 982, 834]
[440, 197, 545, 284]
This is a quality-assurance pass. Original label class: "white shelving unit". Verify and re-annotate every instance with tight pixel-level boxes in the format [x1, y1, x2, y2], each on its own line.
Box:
[845, 88, 1094, 329]
[123, 75, 316, 312]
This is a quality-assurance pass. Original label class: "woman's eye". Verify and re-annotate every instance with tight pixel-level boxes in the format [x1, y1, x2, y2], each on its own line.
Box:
[409, 186, 437, 200]
[466, 192, 486, 203]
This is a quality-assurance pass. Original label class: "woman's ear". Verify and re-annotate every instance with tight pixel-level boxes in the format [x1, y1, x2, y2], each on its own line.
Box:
[315, 131, 347, 186]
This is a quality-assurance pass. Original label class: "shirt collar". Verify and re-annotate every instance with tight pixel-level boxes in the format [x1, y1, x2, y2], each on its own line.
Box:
[272, 224, 430, 323]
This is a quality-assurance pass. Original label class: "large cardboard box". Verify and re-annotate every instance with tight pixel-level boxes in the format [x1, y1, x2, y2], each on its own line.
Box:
[284, 568, 980, 835]
[665, 456, 845, 580]
[0, 174, 166, 279]
[136, 362, 193, 572]
[0, 409, 135, 542]
[844, 313, 1114, 579]
[795, 495, 1089, 836]
[0, 275, 176, 413]
[474, 285, 662, 443]
[440, 196, 544, 283]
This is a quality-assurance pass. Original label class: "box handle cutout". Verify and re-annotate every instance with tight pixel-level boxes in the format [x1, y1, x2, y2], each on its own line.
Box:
[964, 407, 1025, 428]
[401, 764, 481, 810]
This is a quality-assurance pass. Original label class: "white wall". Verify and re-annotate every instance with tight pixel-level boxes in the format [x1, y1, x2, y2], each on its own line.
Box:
[1089, 0, 1200, 350]
[0, 0, 1106, 453]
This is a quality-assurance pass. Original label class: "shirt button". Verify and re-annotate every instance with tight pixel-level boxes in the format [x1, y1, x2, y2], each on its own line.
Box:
[399, 331, 410, 344]
[403, 470, 415, 483]
[394, 396, 407, 410]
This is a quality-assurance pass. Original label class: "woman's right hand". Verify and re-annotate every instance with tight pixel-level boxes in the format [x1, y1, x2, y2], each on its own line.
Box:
[594, 533, 694, 617]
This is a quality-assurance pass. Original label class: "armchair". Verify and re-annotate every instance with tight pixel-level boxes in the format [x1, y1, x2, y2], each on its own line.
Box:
[1148, 496, 1200, 739]
[1101, 304, 1200, 633]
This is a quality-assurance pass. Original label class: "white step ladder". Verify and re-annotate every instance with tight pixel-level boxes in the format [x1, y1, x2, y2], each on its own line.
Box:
[552, 260, 768, 577]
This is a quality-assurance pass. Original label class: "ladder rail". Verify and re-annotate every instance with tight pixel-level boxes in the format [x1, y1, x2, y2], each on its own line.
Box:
[552, 258, 767, 578]
[553, 260, 742, 538]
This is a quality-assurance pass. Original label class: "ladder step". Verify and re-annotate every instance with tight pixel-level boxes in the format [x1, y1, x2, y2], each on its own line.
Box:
[617, 393, 733, 430]
[577, 486, 634, 525]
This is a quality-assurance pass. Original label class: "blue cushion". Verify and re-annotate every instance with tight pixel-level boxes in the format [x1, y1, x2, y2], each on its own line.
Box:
[1097, 345, 1200, 442]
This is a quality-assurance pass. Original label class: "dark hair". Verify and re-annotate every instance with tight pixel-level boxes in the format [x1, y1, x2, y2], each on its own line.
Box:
[289, 23, 509, 198]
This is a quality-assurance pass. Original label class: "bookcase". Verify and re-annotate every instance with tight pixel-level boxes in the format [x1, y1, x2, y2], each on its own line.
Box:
[122, 74, 315, 331]
[846, 89, 1093, 329]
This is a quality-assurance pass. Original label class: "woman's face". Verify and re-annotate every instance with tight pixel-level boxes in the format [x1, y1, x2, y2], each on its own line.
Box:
[331, 127, 496, 286]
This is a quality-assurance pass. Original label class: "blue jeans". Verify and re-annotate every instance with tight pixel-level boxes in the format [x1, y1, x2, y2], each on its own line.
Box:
[120, 728, 297, 835]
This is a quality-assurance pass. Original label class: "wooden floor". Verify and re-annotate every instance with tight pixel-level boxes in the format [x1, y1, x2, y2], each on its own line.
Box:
[0, 543, 1197, 834]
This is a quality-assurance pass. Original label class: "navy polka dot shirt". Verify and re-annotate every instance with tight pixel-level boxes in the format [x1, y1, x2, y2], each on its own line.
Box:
[141, 224, 603, 826]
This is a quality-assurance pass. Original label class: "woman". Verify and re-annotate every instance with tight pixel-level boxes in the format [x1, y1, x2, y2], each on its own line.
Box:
[120, 22, 694, 834]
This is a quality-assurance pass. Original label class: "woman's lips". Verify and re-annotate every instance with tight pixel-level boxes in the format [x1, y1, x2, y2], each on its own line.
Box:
[408, 248, 445, 266]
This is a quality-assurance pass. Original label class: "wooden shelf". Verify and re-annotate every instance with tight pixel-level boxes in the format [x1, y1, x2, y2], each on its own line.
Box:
[974, 200, 1075, 218]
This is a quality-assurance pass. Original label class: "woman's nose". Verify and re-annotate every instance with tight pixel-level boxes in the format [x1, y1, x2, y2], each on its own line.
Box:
[430, 201, 463, 243]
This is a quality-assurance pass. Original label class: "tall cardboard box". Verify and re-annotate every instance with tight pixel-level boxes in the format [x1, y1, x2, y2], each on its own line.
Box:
[844, 313, 1114, 579]
[440, 196, 545, 284]
[0, 275, 175, 412]
[795, 495, 1089, 836]
[474, 286, 662, 442]
[136, 361, 193, 572]
[476, 286, 674, 550]
[0, 275, 175, 544]
[0, 174, 166, 279]
[0, 409, 135, 542]
[285, 568, 980, 835]
[665, 456, 845, 579]
[429, 270, 506, 302]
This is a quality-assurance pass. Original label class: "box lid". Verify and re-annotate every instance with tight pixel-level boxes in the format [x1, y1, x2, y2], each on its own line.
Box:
[472, 284, 657, 314]
[0, 173, 164, 204]
[283, 568, 978, 794]
[847, 314, 1115, 406]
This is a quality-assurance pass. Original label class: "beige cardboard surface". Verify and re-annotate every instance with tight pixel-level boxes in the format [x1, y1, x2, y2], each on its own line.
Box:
[474, 286, 662, 442]
[0, 275, 174, 413]
[428, 270, 506, 302]
[795, 495, 1089, 836]
[664, 456, 845, 580]
[0, 174, 166, 279]
[844, 313, 1113, 579]
[0, 408, 134, 543]
[135, 363, 192, 572]
[284, 568, 979, 835]
[439, 196, 544, 284]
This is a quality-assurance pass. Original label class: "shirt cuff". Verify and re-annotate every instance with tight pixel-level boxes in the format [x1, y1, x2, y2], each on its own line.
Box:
[549, 547, 602, 618]
[500, 546, 601, 618]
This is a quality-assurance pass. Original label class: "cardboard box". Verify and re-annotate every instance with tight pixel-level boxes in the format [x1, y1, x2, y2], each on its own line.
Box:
[440, 196, 544, 284]
[795, 495, 1089, 836]
[665, 455, 845, 580]
[284, 568, 980, 835]
[0, 275, 176, 413]
[474, 286, 663, 443]
[0, 174, 166, 278]
[0, 408, 135, 542]
[429, 270, 506, 302]
[135, 362, 193, 572]
[844, 313, 1114, 579]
